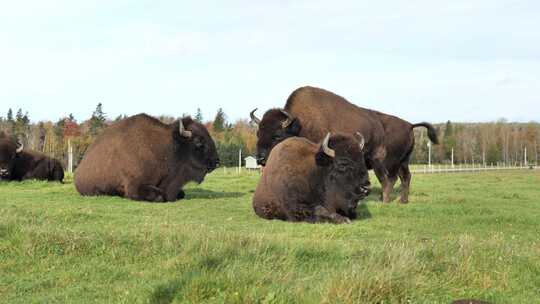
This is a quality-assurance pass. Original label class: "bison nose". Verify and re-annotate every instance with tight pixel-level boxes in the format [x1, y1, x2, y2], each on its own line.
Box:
[256, 151, 267, 166]
[206, 159, 220, 172]
[363, 187, 371, 196]
[355, 185, 371, 197]
[256, 156, 266, 166]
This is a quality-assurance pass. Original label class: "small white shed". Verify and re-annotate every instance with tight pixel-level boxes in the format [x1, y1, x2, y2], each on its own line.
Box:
[244, 156, 260, 170]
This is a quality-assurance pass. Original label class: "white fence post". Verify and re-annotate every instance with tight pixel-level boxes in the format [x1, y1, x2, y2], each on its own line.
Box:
[68, 138, 73, 174]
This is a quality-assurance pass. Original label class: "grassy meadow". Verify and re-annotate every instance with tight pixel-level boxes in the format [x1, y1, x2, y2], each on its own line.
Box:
[1, 169, 539, 303]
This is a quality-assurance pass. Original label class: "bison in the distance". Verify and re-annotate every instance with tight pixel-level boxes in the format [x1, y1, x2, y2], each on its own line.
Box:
[252, 132, 370, 224]
[250, 86, 438, 203]
[0, 131, 64, 182]
[74, 114, 219, 202]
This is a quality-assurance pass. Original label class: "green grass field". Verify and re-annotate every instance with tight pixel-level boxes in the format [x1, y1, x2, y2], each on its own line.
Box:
[1, 169, 539, 303]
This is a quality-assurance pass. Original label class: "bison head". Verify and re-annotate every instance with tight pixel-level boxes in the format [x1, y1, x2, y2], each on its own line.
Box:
[0, 133, 23, 180]
[175, 117, 220, 176]
[315, 132, 370, 219]
[250, 108, 301, 166]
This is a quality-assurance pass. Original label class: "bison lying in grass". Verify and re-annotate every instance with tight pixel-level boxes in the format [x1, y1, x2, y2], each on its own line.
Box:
[74, 114, 219, 202]
[252, 132, 370, 224]
[0, 131, 64, 182]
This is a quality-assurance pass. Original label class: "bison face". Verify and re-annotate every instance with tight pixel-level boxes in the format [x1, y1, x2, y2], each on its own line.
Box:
[252, 109, 301, 166]
[0, 136, 23, 180]
[176, 117, 220, 175]
[315, 133, 370, 218]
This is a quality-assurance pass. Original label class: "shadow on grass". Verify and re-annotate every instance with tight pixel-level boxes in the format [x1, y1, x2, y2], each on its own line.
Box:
[356, 203, 372, 219]
[149, 279, 183, 304]
[362, 186, 407, 203]
[183, 188, 244, 200]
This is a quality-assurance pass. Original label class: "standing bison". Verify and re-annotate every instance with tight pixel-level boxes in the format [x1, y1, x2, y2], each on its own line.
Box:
[74, 114, 219, 202]
[253, 132, 370, 224]
[250, 86, 438, 203]
[0, 131, 64, 182]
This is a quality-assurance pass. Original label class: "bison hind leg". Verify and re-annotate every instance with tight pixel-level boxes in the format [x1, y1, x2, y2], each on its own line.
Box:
[309, 206, 351, 224]
[125, 183, 166, 203]
[139, 185, 166, 202]
[253, 201, 287, 221]
[398, 164, 411, 203]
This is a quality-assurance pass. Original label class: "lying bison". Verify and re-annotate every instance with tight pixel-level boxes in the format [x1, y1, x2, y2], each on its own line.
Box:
[252, 132, 370, 224]
[74, 114, 219, 202]
[0, 131, 64, 182]
[250, 86, 438, 203]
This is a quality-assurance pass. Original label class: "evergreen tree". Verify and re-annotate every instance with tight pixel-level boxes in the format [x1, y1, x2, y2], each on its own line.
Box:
[54, 118, 66, 138]
[7, 108, 13, 122]
[195, 108, 203, 123]
[213, 108, 226, 132]
[13, 108, 30, 140]
[216, 140, 244, 167]
[15, 108, 23, 123]
[22, 112, 30, 125]
[443, 120, 456, 160]
[89, 103, 106, 136]
[5, 108, 15, 136]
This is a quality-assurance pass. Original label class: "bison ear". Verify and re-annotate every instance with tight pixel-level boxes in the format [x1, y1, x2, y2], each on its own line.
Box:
[285, 118, 301, 135]
[315, 149, 333, 167]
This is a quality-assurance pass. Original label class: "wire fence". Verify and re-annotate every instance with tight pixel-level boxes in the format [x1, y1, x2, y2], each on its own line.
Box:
[216, 162, 539, 176]
[410, 163, 538, 174]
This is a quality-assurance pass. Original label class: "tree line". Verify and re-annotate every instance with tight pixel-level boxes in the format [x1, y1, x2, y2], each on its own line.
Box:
[411, 120, 540, 166]
[0, 105, 257, 168]
[1, 105, 538, 168]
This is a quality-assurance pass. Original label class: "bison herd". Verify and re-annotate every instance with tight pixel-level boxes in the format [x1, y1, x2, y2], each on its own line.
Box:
[0, 86, 438, 224]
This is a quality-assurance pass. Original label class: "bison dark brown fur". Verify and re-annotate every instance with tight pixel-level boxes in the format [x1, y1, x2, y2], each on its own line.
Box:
[0, 131, 64, 182]
[74, 114, 219, 202]
[251, 86, 438, 203]
[252, 133, 370, 224]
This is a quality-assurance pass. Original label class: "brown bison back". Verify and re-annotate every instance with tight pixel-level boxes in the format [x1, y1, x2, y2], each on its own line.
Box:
[75, 114, 173, 196]
[285, 86, 385, 156]
[18, 150, 65, 181]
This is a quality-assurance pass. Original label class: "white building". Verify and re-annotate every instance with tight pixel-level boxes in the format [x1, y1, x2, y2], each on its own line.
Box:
[244, 156, 260, 170]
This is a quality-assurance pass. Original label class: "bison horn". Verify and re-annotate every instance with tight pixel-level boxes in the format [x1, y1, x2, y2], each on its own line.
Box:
[179, 119, 192, 138]
[356, 132, 365, 151]
[250, 108, 261, 125]
[322, 133, 335, 158]
[280, 109, 293, 129]
[16, 142, 24, 153]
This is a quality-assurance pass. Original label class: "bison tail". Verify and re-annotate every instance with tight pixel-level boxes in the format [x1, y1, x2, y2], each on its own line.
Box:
[412, 122, 439, 144]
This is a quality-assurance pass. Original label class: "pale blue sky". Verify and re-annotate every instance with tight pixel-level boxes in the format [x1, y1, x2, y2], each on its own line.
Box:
[1, 0, 539, 123]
